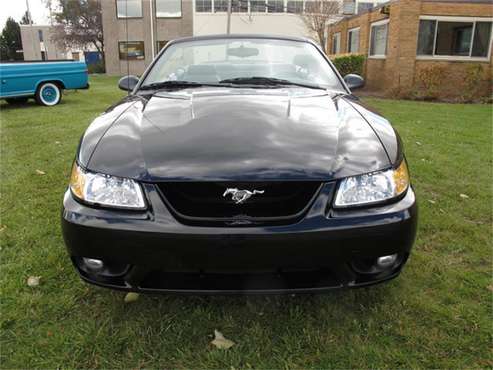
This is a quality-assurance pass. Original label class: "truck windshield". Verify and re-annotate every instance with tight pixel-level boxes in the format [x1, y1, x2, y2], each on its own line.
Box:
[142, 38, 344, 91]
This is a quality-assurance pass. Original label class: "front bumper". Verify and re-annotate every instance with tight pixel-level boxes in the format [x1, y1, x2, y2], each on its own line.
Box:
[61, 182, 418, 294]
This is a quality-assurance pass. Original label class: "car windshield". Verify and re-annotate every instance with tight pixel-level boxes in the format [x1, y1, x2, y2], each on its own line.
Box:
[141, 38, 344, 91]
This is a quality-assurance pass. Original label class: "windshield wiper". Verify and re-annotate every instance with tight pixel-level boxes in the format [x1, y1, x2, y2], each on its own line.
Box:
[219, 77, 326, 90]
[139, 80, 225, 91]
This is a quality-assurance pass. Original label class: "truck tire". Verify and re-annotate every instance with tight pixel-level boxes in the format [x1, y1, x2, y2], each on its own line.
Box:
[5, 97, 29, 105]
[35, 82, 61, 106]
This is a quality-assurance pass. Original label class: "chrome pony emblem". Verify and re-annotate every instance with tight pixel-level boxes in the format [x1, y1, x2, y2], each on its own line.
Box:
[223, 188, 265, 204]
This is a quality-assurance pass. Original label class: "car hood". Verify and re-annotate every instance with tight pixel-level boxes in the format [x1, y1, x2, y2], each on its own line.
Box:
[85, 88, 391, 181]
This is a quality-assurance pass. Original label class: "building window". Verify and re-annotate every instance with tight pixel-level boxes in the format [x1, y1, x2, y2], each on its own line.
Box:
[119, 41, 145, 60]
[214, 0, 228, 12]
[157, 40, 168, 51]
[250, 0, 265, 12]
[214, 0, 246, 12]
[195, 0, 212, 12]
[322, 1, 339, 14]
[417, 17, 493, 59]
[156, 0, 182, 17]
[268, 0, 284, 13]
[357, 2, 374, 14]
[38, 29, 44, 42]
[287, 0, 303, 13]
[332, 33, 341, 54]
[304, 1, 320, 13]
[231, 0, 247, 12]
[116, 0, 142, 18]
[348, 27, 359, 53]
[369, 19, 388, 57]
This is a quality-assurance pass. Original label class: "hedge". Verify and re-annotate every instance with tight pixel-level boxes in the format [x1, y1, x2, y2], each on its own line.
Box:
[331, 54, 365, 77]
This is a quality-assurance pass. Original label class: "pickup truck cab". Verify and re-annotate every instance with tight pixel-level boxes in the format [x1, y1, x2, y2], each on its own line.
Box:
[0, 60, 89, 106]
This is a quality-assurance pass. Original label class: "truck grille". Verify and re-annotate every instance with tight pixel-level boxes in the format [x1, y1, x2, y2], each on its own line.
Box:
[157, 182, 321, 226]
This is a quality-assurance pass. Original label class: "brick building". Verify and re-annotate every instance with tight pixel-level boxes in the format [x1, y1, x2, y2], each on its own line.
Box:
[101, 0, 193, 75]
[327, 0, 493, 99]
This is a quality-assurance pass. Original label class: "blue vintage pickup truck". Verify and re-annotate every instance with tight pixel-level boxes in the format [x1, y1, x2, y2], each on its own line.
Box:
[0, 60, 89, 106]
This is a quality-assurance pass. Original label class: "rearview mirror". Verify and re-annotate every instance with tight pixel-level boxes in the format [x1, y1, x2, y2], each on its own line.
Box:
[226, 46, 259, 58]
[118, 75, 140, 92]
[344, 74, 365, 90]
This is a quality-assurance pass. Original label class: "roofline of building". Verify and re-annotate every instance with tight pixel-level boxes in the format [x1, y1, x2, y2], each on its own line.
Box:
[334, 0, 493, 24]
[336, 0, 395, 22]
[422, 0, 493, 3]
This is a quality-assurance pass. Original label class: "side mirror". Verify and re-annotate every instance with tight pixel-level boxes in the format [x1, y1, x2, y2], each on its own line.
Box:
[344, 74, 365, 90]
[118, 75, 139, 92]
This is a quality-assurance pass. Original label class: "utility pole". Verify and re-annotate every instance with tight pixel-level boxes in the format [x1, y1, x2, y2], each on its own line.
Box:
[150, 0, 155, 59]
[25, 0, 38, 60]
[226, 0, 232, 34]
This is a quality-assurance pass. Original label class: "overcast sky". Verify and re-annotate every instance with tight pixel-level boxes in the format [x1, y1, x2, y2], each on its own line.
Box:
[1, 0, 51, 29]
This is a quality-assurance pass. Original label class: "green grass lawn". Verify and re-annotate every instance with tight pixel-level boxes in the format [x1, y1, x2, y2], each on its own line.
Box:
[1, 76, 492, 368]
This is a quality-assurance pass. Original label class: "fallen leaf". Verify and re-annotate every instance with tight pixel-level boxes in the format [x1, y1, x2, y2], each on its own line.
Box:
[27, 276, 41, 287]
[35, 170, 46, 175]
[415, 141, 422, 146]
[460, 193, 469, 199]
[211, 330, 235, 349]
[55, 141, 61, 145]
[428, 199, 436, 204]
[124, 292, 139, 303]
[488, 284, 493, 292]
[0, 225, 6, 232]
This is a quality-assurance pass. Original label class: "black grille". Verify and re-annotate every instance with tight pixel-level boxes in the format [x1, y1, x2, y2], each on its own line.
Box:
[157, 182, 321, 225]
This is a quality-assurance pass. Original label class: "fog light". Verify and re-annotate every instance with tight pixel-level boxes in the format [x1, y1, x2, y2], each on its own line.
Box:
[376, 254, 398, 268]
[83, 258, 104, 270]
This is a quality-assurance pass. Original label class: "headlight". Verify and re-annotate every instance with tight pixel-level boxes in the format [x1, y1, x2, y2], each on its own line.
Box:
[334, 161, 409, 208]
[69, 163, 146, 210]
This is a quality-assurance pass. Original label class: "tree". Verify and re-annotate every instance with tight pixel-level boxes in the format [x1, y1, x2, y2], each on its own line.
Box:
[20, 11, 32, 25]
[0, 17, 23, 61]
[300, 0, 341, 53]
[49, 0, 104, 58]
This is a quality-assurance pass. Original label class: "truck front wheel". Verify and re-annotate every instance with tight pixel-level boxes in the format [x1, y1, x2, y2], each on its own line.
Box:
[35, 82, 61, 106]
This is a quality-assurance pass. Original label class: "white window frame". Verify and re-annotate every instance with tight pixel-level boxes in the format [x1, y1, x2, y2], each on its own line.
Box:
[332, 32, 341, 54]
[347, 26, 360, 53]
[368, 18, 389, 59]
[156, 0, 182, 18]
[194, 0, 213, 13]
[116, 0, 143, 18]
[417, 15, 493, 62]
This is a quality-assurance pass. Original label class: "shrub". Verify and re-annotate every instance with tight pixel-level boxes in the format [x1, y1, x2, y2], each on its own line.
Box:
[331, 54, 365, 77]
[462, 64, 485, 102]
[415, 65, 446, 100]
[87, 60, 106, 74]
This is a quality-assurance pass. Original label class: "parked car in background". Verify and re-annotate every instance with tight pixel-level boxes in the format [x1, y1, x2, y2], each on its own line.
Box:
[0, 60, 89, 106]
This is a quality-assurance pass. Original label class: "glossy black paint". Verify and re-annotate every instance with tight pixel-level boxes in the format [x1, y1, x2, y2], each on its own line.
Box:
[118, 75, 139, 91]
[343, 74, 365, 90]
[62, 183, 417, 294]
[64, 34, 417, 294]
[79, 89, 397, 182]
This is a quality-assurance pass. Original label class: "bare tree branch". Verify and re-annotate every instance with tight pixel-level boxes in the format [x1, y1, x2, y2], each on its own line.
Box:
[48, 0, 104, 61]
[300, 1, 341, 52]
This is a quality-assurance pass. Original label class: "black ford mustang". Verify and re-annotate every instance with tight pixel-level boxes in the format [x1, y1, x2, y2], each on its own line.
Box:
[62, 35, 417, 294]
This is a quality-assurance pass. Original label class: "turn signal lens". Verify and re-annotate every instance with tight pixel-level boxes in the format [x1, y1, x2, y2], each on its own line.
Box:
[70, 163, 85, 200]
[393, 160, 409, 195]
[69, 163, 146, 210]
[334, 160, 410, 207]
